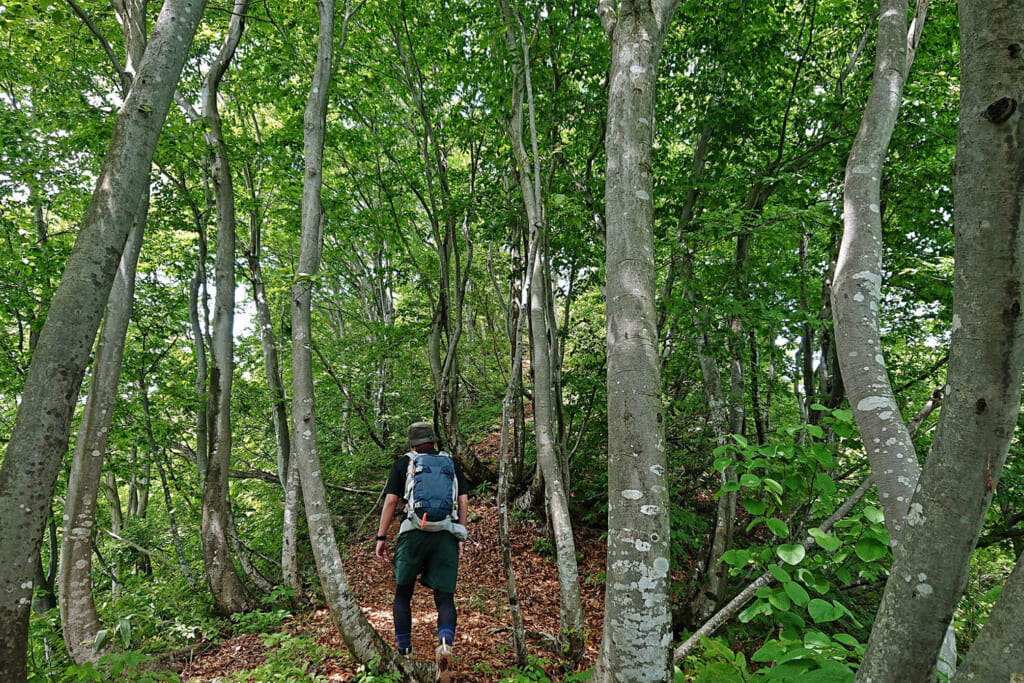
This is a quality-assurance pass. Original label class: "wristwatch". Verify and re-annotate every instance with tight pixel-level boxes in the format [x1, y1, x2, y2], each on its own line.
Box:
[375, 535, 387, 541]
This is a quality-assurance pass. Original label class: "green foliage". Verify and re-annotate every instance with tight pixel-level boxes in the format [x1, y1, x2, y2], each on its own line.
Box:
[221, 633, 330, 682]
[689, 633, 858, 682]
[63, 652, 179, 683]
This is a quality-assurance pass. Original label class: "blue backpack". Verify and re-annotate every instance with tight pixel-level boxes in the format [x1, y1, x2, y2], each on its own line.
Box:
[403, 451, 458, 528]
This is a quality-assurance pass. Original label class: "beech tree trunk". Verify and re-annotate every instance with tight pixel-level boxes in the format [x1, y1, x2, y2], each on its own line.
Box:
[858, 1, 1024, 678]
[594, 1, 679, 680]
[198, 0, 254, 616]
[831, 0, 928, 546]
[289, 2, 430, 679]
[0, 0, 207, 676]
[59, 195, 147, 665]
[500, 0, 584, 662]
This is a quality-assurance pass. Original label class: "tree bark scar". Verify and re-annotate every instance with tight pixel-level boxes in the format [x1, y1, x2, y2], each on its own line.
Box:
[975, 397, 987, 414]
[1010, 43, 1021, 59]
[985, 97, 1017, 123]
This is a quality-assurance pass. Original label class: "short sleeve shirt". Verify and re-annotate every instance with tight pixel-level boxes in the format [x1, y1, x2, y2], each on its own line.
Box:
[384, 449, 469, 500]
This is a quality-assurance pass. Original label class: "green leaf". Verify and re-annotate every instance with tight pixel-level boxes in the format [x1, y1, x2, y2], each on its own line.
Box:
[769, 564, 791, 584]
[808, 527, 842, 552]
[743, 497, 767, 515]
[766, 518, 789, 538]
[769, 589, 792, 612]
[776, 544, 806, 565]
[721, 481, 741, 493]
[740, 472, 761, 488]
[784, 580, 810, 607]
[763, 478, 784, 496]
[714, 456, 734, 473]
[854, 537, 889, 563]
[732, 434, 749, 448]
[807, 598, 839, 623]
[863, 505, 885, 524]
[805, 424, 824, 439]
[833, 633, 860, 648]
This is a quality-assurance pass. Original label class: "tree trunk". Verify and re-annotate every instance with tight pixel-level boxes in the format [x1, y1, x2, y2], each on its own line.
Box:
[242, 159, 302, 597]
[500, 0, 584, 662]
[289, 2, 430, 678]
[0, 0, 207, 676]
[59, 193, 147, 665]
[199, 0, 253, 616]
[831, 0, 927, 545]
[858, 1, 1024, 678]
[593, 1, 679, 680]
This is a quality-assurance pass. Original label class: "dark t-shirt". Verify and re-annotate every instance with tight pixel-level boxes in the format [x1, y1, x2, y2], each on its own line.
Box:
[383, 449, 469, 500]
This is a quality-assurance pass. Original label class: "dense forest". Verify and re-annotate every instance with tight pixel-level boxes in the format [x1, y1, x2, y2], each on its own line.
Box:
[2, 0, 1024, 680]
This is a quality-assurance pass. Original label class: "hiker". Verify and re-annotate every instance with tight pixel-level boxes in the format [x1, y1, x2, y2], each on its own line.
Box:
[375, 421, 469, 676]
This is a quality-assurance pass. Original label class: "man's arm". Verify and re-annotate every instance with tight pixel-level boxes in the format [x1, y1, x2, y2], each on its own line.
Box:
[375, 493, 401, 563]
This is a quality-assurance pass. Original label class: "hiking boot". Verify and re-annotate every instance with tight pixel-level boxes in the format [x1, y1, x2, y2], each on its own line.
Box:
[434, 641, 453, 682]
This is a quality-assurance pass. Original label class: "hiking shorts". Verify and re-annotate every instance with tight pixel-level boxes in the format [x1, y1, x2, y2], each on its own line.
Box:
[393, 528, 460, 593]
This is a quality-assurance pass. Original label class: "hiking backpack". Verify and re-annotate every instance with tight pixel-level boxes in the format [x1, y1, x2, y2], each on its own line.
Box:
[403, 451, 458, 528]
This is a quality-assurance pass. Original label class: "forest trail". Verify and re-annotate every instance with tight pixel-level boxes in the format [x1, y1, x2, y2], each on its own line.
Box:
[180, 434, 609, 681]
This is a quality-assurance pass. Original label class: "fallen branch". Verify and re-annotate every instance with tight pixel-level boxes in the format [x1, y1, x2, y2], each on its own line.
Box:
[673, 475, 874, 664]
[101, 528, 177, 571]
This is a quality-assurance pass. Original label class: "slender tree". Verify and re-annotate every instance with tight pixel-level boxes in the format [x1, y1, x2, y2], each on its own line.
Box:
[199, 0, 254, 616]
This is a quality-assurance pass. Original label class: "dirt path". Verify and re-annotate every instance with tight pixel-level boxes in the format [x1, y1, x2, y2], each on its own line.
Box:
[180, 502, 607, 681]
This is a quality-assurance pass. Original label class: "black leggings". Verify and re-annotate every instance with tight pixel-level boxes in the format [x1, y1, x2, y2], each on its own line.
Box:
[394, 582, 457, 647]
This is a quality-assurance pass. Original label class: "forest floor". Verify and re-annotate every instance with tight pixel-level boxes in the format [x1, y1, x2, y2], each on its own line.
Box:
[178, 432, 614, 682]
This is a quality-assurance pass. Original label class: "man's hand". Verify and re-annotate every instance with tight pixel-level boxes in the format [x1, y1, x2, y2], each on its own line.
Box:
[375, 539, 390, 564]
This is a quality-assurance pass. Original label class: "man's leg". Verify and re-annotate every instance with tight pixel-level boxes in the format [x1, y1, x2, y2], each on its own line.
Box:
[434, 590, 456, 645]
[393, 582, 415, 654]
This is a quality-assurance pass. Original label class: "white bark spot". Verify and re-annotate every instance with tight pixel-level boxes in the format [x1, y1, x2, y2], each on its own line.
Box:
[21, 581, 33, 590]
[653, 557, 670, 575]
[857, 396, 894, 412]
[916, 583, 933, 595]
[849, 351, 858, 357]
[851, 165, 871, 175]
[907, 502, 926, 526]
[869, 203, 880, 213]
[952, 314, 962, 333]
[92, 449, 102, 457]
[640, 505, 659, 516]
[650, 464, 664, 476]
[918, 573, 928, 581]
[630, 64, 647, 74]
[853, 292, 864, 302]
[634, 539, 651, 552]
[75, 560, 89, 570]
[851, 270, 881, 290]
[875, 354, 885, 365]
[621, 490, 643, 500]
[636, 190, 650, 200]
[879, 411, 893, 420]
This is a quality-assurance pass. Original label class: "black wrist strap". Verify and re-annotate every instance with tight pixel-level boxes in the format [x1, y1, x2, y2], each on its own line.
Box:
[375, 535, 387, 541]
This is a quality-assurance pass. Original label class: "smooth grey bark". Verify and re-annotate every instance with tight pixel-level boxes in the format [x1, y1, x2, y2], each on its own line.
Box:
[59, 195, 147, 665]
[199, 0, 253, 616]
[0, 0, 207, 676]
[499, 0, 584, 662]
[858, 1, 1024, 678]
[831, 0, 928, 546]
[593, 1, 679, 680]
[288, 1, 428, 678]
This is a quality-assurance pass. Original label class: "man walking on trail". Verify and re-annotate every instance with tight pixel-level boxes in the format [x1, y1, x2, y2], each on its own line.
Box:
[375, 421, 469, 680]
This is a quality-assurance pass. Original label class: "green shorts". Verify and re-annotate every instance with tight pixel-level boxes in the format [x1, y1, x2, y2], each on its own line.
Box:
[393, 529, 460, 593]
